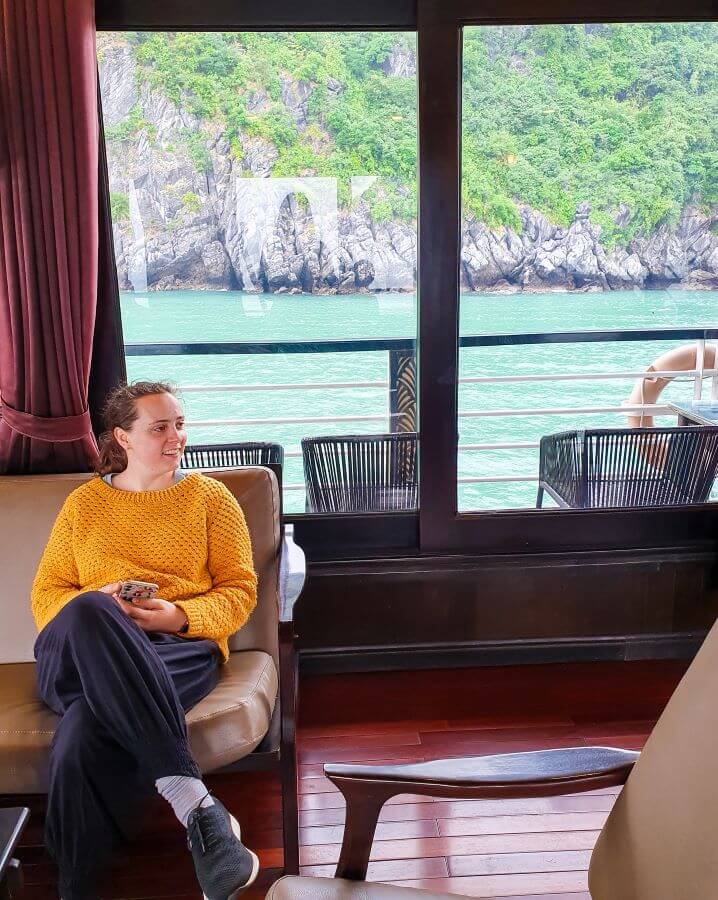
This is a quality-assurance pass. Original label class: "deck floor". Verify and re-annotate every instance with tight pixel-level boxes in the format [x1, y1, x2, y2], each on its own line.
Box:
[11, 659, 687, 899]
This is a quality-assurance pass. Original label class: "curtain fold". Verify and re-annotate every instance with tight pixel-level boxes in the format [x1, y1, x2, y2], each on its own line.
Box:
[0, 0, 101, 473]
[88, 73, 127, 442]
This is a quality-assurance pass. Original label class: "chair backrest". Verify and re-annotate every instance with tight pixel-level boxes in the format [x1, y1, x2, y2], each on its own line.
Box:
[584, 426, 718, 507]
[182, 442, 284, 470]
[302, 432, 418, 513]
[539, 430, 583, 507]
[589, 614, 718, 898]
[0, 468, 280, 666]
[659, 426, 718, 501]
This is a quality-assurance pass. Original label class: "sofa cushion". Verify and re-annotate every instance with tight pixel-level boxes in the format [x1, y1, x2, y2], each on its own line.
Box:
[266, 877, 471, 899]
[188, 649, 277, 773]
[0, 650, 277, 793]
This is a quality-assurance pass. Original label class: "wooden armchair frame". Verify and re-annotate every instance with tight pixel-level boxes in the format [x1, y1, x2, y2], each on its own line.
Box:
[324, 746, 638, 882]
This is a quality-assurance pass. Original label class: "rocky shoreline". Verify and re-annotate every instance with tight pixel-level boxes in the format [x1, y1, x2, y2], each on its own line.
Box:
[112, 193, 718, 295]
[101, 41, 718, 296]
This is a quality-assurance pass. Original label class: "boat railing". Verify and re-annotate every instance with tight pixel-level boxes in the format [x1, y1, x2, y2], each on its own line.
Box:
[126, 327, 718, 494]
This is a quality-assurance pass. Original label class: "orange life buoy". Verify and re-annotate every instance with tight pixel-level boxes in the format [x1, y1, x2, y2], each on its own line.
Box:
[626, 344, 717, 428]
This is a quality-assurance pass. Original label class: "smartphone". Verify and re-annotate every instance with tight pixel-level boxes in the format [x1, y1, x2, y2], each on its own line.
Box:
[118, 580, 159, 603]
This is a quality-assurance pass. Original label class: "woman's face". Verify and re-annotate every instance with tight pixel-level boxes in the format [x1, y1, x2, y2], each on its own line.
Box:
[114, 393, 187, 475]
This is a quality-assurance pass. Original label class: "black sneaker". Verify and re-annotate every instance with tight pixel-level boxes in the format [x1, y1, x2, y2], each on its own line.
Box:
[186, 798, 260, 899]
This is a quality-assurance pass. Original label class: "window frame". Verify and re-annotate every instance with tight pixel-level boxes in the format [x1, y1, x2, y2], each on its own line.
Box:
[96, 0, 718, 559]
[416, 0, 718, 553]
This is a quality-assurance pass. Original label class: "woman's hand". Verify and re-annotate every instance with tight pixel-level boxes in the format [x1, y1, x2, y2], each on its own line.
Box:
[116, 596, 189, 634]
[99, 582, 122, 598]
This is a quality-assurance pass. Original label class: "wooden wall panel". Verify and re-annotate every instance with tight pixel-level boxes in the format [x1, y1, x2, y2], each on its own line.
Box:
[295, 550, 718, 671]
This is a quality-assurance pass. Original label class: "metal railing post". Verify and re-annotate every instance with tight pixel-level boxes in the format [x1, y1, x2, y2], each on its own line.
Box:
[389, 348, 417, 433]
[694, 339, 705, 402]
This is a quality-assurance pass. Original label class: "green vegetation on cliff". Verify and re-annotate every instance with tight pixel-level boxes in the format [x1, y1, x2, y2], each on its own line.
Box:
[462, 24, 717, 244]
[120, 25, 716, 244]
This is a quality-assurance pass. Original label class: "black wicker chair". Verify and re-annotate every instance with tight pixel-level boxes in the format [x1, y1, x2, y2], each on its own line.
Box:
[181, 441, 284, 470]
[302, 433, 418, 513]
[537, 426, 718, 509]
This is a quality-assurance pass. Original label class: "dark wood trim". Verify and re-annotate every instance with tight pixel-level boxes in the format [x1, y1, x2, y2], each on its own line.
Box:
[291, 505, 718, 560]
[277, 523, 302, 874]
[276, 506, 718, 561]
[278, 620, 299, 875]
[440, 504, 718, 555]
[300, 542, 718, 576]
[293, 543, 718, 669]
[416, 10, 462, 552]
[291, 512, 419, 561]
[299, 632, 707, 675]
[95, 0, 417, 31]
[94, 0, 715, 32]
[431, 0, 715, 22]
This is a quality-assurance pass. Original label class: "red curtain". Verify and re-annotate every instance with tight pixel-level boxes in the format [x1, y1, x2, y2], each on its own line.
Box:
[0, 0, 100, 473]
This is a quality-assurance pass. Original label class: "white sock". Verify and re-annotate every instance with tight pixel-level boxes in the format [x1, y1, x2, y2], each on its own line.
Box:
[155, 775, 215, 828]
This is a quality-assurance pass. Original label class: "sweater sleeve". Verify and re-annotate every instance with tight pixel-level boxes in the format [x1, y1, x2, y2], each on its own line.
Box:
[174, 484, 258, 643]
[30, 495, 81, 632]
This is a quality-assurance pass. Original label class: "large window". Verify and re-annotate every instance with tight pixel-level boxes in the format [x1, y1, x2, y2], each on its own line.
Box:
[457, 23, 718, 512]
[98, 32, 417, 514]
[97, 20, 718, 535]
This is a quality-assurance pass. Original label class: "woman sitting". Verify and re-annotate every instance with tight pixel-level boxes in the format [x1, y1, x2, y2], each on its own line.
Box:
[31, 380, 259, 900]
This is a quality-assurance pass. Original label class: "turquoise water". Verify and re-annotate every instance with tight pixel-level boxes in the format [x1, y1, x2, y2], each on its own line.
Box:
[121, 289, 718, 512]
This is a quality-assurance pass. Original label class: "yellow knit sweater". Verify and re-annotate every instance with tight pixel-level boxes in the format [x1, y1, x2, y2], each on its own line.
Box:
[30, 473, 257, 661]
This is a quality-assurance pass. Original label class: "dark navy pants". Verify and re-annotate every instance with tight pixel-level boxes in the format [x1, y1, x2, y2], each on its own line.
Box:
[34, 591, 221, 897]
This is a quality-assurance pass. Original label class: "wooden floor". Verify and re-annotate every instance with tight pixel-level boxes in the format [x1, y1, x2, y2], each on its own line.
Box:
[11, 659, 687, 899]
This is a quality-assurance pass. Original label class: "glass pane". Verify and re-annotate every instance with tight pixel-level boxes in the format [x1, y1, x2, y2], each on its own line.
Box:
[98, 32, 418, 514]
[458, 23, 718, 512]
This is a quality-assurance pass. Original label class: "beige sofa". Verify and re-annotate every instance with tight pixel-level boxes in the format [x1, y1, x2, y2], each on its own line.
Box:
[0, 467, 303, 871]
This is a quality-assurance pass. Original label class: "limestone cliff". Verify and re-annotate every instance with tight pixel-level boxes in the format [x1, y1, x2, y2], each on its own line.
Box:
[99, 35, 718, 294]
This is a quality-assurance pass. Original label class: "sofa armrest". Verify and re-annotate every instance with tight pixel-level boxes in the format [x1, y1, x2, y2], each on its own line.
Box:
[324, 746, 638, 880]
[279, 524, 305, 624]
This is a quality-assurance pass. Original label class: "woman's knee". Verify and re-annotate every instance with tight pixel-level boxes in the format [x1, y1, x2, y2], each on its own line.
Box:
[60, 591, 118, 629]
